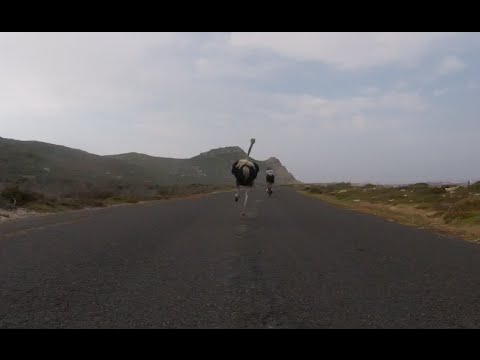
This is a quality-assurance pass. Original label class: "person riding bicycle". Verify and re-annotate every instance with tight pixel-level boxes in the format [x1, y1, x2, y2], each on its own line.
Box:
[266, 167, 275, 195]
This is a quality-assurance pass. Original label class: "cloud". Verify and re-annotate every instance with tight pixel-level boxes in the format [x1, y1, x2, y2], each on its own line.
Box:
[0, 32, 477, 183]
[351, 115, 367, 129]
[436, 55, 466, 76]
[467, 80, 479, 90]
[288, 91, 426, 117]
[260, 90, 427, 136]
[360, 86, 381, 95]
[433, 88, 449, 96]
[0, 32, 197, 110]
[229, 32, 457, 70]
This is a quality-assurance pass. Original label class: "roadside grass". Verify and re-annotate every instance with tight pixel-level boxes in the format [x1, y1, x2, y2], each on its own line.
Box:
[299, 182, 480, 242]
[1, 184, 233, 215]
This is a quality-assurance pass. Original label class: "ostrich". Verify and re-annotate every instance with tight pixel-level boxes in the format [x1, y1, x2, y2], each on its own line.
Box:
[231, 138, 259, 215]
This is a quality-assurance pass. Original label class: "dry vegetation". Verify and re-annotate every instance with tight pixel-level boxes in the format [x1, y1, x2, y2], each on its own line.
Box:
[0, 183, 232, 221]
[300, 182, 480, 242]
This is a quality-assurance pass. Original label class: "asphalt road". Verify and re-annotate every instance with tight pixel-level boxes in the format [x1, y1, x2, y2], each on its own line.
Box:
[1, 187, 480, 328]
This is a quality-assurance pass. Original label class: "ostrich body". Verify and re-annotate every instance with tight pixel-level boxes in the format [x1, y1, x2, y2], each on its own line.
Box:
[231, 139, 259, 215]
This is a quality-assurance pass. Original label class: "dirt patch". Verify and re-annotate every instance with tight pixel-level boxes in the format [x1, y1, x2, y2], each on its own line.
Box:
[0, 208, 51, 223]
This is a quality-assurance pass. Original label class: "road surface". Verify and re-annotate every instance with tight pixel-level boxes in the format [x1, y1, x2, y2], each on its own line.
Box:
[1, 188, 480, 328]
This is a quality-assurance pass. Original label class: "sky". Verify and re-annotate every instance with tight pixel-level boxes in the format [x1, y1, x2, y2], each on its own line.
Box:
[1, 32, 479, 184]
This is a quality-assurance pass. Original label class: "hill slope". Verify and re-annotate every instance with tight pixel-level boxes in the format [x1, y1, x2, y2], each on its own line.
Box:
[0, 137, 299, 195]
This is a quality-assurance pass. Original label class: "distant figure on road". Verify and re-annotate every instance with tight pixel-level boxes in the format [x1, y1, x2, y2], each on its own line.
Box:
[231, 138, 259, 215]
[266, 167, 275, 196]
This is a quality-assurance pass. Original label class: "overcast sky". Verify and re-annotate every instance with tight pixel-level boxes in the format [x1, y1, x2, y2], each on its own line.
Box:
[1, 32, 479, 183]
